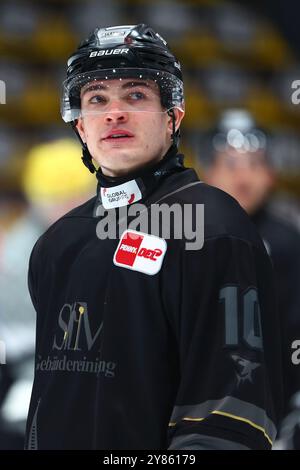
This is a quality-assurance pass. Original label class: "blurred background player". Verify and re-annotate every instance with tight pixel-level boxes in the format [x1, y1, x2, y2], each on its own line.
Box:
[196, 109, 300, 437]
[0, 138, 95, 448]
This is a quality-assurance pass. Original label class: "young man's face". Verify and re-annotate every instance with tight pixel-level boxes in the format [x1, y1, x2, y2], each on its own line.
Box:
[76, 78, 184, 177]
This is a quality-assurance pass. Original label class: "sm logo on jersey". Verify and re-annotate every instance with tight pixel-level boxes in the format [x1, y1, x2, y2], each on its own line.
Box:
[113, 230, 167, 275]
[52, 302, 103, 352]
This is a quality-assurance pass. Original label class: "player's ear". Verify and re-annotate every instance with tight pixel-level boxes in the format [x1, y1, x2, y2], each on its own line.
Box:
[173, 107, 185, 132]
[75, 118, 86, 143]
[167, 108, 185, 135]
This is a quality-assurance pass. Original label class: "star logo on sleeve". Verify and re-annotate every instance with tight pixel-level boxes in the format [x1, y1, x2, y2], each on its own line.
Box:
[230, 354, 260, 387]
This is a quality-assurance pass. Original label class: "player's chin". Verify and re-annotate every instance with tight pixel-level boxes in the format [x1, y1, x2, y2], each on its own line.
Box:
[107, 149, 137, 164]
[102, 144, 138, 158]
[102, 154, 140, 173]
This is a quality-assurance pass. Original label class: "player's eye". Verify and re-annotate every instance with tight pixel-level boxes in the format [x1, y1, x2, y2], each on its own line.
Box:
[128, 91, 146, 101]
[88, 94, 107, 104]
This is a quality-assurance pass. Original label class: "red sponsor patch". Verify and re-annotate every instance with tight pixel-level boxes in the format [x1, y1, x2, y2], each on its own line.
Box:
[113, 230, 167, 275]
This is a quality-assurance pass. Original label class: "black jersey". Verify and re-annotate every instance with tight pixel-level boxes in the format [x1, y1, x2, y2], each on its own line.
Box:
[252, 207, 300, 415]
[25, 151, 283, 450]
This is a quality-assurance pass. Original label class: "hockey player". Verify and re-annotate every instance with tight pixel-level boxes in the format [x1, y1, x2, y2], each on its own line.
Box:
[198, 109, 300, 435]
[25, 24, 283, 450]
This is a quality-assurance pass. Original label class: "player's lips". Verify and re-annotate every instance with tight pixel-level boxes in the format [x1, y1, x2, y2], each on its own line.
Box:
[102, 129, 134, 141]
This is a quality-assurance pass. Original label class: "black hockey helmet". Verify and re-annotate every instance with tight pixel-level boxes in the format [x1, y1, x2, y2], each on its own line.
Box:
[61, 24, 184, 123]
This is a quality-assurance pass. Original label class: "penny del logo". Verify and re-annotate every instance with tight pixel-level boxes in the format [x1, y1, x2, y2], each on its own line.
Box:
[113, 229, 167, 275]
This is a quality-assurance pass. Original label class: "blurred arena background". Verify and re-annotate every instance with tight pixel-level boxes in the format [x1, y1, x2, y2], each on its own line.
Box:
[1, 0, 300, 208]
[0, 0, 300, 449]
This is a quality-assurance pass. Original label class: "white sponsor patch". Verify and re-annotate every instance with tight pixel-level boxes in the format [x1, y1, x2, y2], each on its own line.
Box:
[101, 180, 142, 209]
[97, 26, 134, 45]
[113, 230, 167, 275]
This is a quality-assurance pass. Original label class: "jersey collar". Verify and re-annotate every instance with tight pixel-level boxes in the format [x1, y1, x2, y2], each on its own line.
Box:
[95, 145, 184, 210]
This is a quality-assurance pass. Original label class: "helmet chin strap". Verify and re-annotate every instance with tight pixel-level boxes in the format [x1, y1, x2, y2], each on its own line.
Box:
[167, 108, 180, 148]
[71, 122, 97, 174]
[81, 144, 97, 174]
